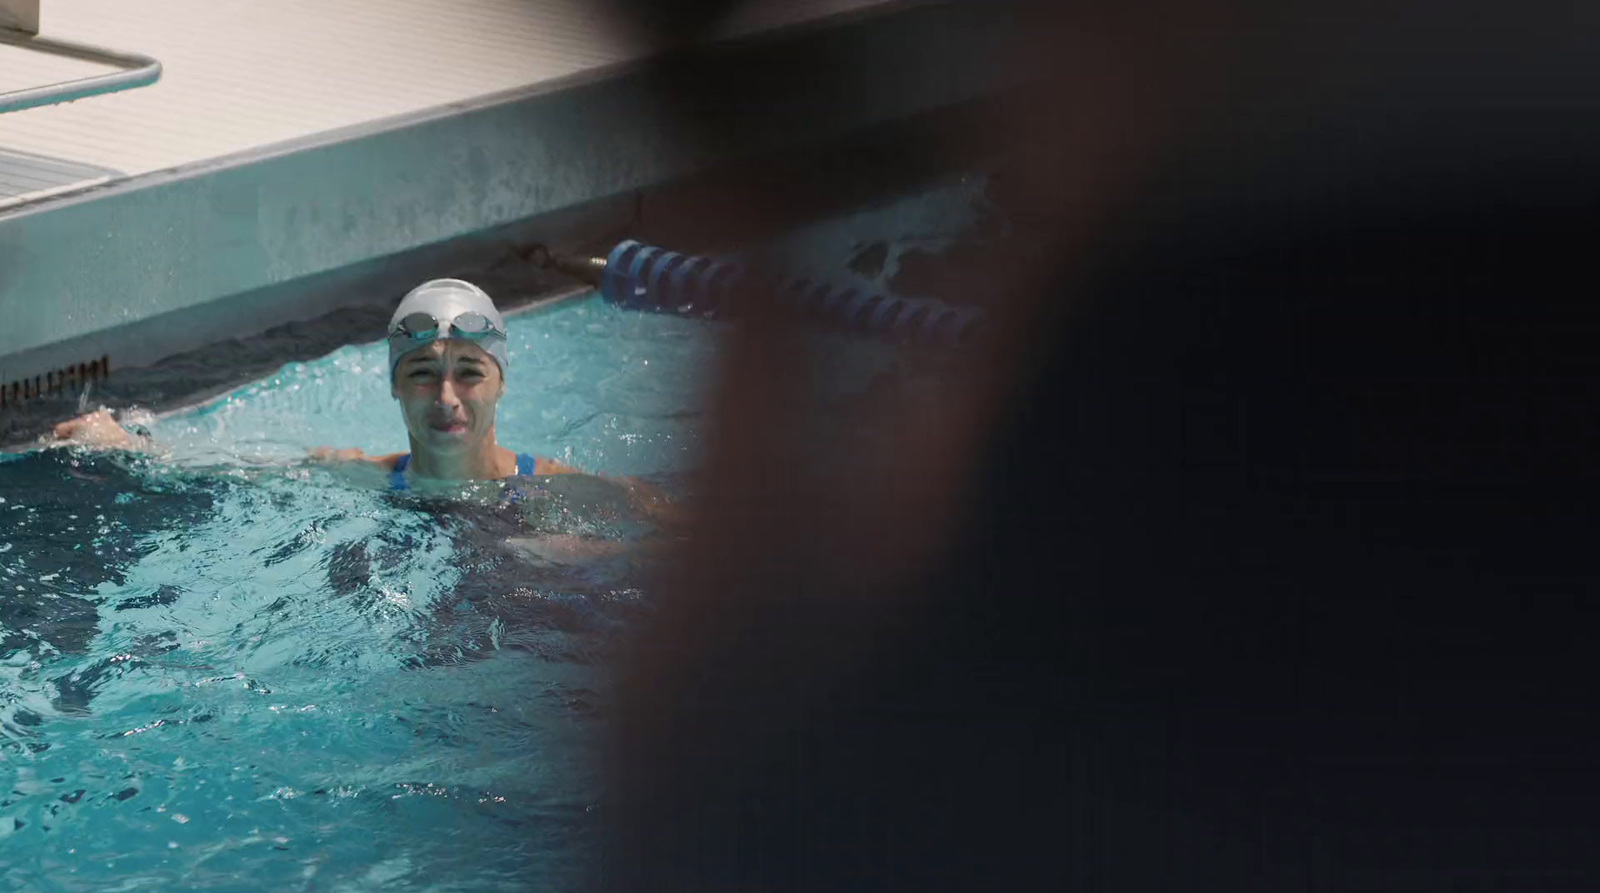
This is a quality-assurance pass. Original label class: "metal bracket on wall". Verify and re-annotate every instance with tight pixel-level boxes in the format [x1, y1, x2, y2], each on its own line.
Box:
[1, 1, 161, 115]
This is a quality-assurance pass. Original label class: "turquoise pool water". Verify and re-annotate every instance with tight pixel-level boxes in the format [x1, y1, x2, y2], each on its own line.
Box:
[0, 171, 969, 889]
[153, 296, 716, 476]
[0, 296, 721, 891]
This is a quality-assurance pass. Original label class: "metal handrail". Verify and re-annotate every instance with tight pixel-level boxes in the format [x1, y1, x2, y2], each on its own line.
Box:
[0, 27, 161, 114]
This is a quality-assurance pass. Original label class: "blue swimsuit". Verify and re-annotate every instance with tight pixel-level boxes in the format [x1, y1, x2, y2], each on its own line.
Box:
[389, 453, 540, 490]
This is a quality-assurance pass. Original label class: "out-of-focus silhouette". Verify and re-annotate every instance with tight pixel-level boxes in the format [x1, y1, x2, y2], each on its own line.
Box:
[593, 2, 1600, 890]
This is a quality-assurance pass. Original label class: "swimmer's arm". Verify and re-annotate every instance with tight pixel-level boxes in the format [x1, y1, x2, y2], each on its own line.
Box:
[307, 447, 406, 470]
[533, 457, 582, 475]
[51, 409, 150, 450]
[302, 449, 403, 488]
[535, 456, 680, 523]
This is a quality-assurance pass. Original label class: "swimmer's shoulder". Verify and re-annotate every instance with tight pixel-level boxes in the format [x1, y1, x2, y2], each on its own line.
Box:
[503, 450, 566, 477]
[326, 449, 573, 478]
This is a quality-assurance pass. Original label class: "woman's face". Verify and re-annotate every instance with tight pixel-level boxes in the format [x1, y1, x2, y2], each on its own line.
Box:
[391, 340, 505, 454]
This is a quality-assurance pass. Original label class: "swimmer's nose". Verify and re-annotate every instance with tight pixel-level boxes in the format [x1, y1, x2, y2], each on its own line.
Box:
[436, 377, 463, 408]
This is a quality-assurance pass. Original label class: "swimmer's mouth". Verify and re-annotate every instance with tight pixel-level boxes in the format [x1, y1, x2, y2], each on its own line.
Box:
[430, 419, 469, 433]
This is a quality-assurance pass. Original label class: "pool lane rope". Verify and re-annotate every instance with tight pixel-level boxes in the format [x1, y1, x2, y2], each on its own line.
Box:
[598, 240, 986, 348]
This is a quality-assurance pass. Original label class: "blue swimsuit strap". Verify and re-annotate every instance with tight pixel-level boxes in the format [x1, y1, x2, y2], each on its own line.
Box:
[389, 453, 539, 491]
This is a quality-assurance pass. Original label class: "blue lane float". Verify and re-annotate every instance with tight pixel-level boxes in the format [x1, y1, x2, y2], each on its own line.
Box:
[596, 239, 985, 347]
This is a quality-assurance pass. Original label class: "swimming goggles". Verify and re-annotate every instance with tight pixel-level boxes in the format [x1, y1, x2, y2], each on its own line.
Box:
[388, 311, 506, 344]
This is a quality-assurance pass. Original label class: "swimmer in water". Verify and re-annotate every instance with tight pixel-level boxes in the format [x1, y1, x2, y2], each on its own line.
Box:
[53, 278, 677, 563]
[55, 279, 665, 499]
[309, 277, 580, 487]
[58, 279, 570, 481]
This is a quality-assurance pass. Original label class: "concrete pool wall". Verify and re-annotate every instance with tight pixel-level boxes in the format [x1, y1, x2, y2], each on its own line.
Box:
[0, 0, 1018, 403]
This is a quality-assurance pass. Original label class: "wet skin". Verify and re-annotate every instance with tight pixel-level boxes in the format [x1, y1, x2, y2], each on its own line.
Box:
[389, 340, 521, 481]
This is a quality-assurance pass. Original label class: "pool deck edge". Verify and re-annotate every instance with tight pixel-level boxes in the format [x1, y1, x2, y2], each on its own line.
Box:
[0, 1, 1017, 394]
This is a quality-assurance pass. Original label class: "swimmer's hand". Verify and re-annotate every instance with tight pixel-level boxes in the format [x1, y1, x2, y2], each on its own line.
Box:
[52, 409, 143, 449]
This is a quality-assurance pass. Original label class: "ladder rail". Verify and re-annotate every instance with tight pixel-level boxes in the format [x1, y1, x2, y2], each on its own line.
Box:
[0, 27, 161, 114]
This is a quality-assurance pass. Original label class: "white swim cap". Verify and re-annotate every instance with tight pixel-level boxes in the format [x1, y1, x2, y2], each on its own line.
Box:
[387, 279, 510, 381]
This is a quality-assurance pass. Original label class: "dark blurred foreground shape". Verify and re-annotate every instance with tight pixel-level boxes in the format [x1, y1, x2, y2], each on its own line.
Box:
[595, 1, 1600, 890]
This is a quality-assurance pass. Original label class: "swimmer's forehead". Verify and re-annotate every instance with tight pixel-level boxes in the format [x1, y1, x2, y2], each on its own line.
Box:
[396, 340, 497, 367]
